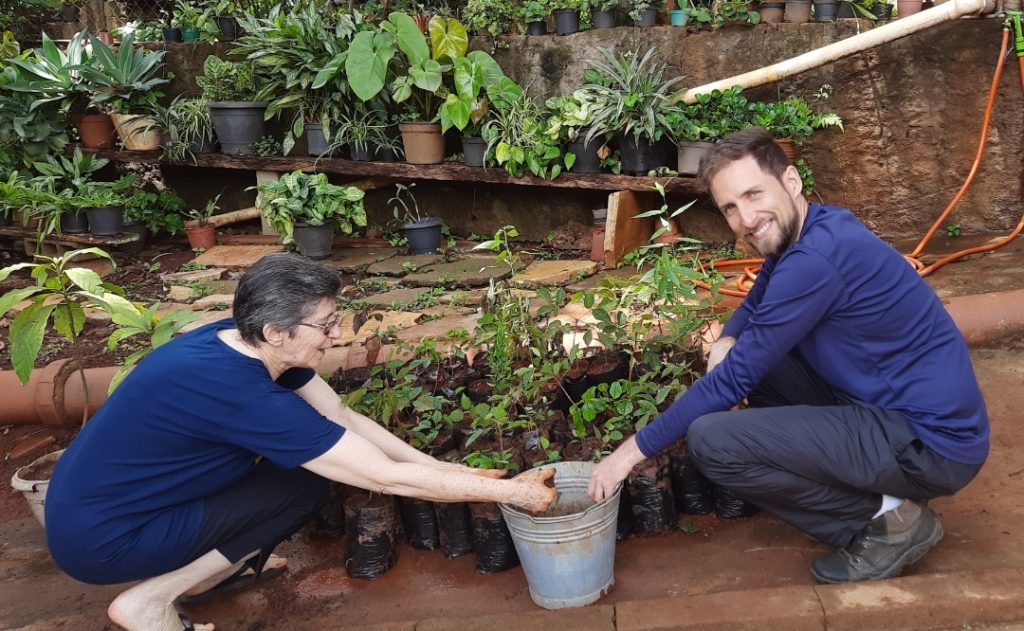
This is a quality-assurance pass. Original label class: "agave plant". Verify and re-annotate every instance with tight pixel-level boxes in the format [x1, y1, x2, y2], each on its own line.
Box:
[5, 31, 92, 110]
[73, 34, 169, 113]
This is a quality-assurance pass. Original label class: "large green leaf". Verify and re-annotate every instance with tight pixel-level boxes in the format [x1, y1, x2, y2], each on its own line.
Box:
[10, 301, 57, 385]
[439, 93, 470, 133]
[345, 31, 394, 102]
[467, 51, 504, 88]
[0, 286, 43, 320]
[52, 300, 85, 341]
[389, 13, 429, 67]
[428, 16, 468, 61]
[64, 266, 104, 293]
[409, 59, 442, 94]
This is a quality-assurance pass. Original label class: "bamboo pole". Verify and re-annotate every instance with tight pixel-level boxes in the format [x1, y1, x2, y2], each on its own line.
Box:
[673, 0, 996, 105]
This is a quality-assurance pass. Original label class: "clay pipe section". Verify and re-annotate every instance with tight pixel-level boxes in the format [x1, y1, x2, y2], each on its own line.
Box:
[0, 359, 119, 427]
[2, 288, 1024, 426]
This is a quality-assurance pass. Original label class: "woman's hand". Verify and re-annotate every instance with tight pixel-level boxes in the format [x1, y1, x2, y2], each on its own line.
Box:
[509, 467, 557, 513]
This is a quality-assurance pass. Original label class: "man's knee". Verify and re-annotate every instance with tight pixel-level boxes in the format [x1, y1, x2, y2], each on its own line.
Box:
[687, 412, 736, 471]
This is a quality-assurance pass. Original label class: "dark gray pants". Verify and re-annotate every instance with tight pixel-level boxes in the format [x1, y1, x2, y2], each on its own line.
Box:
[687, 353, 982, 548]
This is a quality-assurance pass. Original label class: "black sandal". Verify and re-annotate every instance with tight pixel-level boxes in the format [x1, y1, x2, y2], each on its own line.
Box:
[178, 550, 285, 606]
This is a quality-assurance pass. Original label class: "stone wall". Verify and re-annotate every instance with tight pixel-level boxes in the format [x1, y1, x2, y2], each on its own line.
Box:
[153, 18, 1024, 244]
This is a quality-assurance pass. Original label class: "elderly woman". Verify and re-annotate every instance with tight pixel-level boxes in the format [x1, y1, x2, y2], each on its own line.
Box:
[45, 252, 556, 631]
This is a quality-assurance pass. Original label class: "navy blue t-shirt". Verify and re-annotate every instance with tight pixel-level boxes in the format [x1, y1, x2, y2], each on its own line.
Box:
[46, 318, 345, 584]
[636, 203, 989, 465]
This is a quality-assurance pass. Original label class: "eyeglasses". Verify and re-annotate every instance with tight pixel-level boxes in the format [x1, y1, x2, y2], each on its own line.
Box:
[297, 317, 340, 336]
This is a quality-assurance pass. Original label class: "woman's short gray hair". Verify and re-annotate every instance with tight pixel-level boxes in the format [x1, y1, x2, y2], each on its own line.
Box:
[233, 252, 341, 344]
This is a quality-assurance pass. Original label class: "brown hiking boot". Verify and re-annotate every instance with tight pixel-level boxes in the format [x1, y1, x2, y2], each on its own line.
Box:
[811, 500, 944, 584]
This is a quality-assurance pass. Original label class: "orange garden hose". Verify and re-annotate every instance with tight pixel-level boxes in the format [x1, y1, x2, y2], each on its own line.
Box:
[695, 26, 1024, 298]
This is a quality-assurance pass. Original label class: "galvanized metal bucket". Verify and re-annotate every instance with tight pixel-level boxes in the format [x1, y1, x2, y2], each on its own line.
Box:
[499, 461, 621, 609]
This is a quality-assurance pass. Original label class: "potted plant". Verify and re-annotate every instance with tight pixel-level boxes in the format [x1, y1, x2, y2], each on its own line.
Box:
[483, 77, 573, 179]
[438, 50, 505, 167]
[582, 47, 681, 175]
[389, 182, 443, 255]
[196, 55, 269, 155]
[462, 0, 517, 35]
[121, 187, 187, 255]
[671, 0, 693, 24]
[335, 106, 391, 161]
[77, 178, 132, 236]
[74, 34, 169, 151]
[751, 85, 844, 158]
[632, 181, 697, 245]
[257, 170, 367, 258]
[30, 147, 108, 232]
[591, 0, 618, 27]
[184, 194, 219, 250]
[629, 0, 659, 25]
[519, 0, 549, 34]
[5, 32, 115, 150]
[545, 90, 603, 173]
[716, 0, 763, 23]
[233, 5, 357, 156]
[551, 0, 584, 34]
[59, 0, 82, 22]
[345, 13, 469, 165]
[162, 95, 218, 161]
[172, 0, 207, 41]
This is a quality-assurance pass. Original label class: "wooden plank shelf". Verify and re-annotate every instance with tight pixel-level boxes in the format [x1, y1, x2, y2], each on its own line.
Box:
[78, 148, 701, 193]
[0, 226, 140, 246]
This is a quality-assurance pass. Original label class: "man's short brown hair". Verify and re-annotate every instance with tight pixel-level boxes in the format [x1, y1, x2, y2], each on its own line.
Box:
[696, 127, 792, 194]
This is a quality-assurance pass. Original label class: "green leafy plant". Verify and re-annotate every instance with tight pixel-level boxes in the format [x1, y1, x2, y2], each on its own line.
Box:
[0, 248, 123, 422]
[627, 0, 656, 22]
[248, 135, 282, 156]
[582, 47, 682, 147]
[462, 0, 517, 36]
[388, 182, 430, 225]
[187, 193, 220, 227]
[233, 6, 361, 155]
[438, 50, 503, 136]
[257, 170, 367, 244]
[715, 0, 761, 24]
[751, 85, 844, 144]
[544, 89, 601, 142]
[101, 297, 199, 393]
[483, 77, 573, 179]
[123, 188, 187, 236]
[946, 223, 961, 237]
[519, 0, 549, 24]
[196, 55, 261, 102]
[666, 85, 756, 143]
[632, 181, 697, 243]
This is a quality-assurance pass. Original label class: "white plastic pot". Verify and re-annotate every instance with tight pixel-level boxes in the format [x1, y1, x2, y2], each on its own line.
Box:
[10, 449, 64, 528]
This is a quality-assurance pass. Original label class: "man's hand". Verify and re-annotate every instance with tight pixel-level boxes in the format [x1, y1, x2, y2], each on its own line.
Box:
[588, 436, 646, 502]
[706, 335, 737, 374]
[510, 467, 557, 512]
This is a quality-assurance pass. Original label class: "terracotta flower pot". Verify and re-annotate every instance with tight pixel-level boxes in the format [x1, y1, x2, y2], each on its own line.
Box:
[896, 0, 923, 16]
[185, 223, 217, 250]
[398, 122, 445, 165]
[77, 113, 117, 149]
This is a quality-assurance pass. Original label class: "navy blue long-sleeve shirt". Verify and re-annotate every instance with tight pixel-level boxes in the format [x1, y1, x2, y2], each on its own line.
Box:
[635, 203, 989, 465]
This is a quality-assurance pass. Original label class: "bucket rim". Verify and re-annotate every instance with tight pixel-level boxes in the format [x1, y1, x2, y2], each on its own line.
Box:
[499, 482, 622, 524]
[10, 449, 64, 492]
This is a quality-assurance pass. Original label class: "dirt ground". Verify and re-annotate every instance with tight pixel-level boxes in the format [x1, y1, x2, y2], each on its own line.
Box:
[2, 233, 1024, 630]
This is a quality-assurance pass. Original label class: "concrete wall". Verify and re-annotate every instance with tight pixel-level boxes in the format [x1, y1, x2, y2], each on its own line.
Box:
[153, 18, 1024, 244]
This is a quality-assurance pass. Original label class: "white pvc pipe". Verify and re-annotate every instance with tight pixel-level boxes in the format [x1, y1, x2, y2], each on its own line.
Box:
[674, 0, 996, 104]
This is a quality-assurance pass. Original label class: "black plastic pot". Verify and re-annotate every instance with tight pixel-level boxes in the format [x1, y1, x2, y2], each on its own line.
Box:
[344, 491, 398, 579]
[187, 134, 218, 154]
[293, 223, 334, 259]
[568, 134, 602, 173]
[527, 20, 546, 35]
[837, 1, 856, 16]
[216, 16, 239, 41]
[117, 221, 148, 256]
[163, 27, 182, 42]
[60, 4, 80, 22]
[813, 0, 840, 20]
[208, 101, 269, 155]
[402, 217, 444, 254]
[619, 134, 665, 175]
[592, 8, 616, 27]
[462, 136, 487, 167]
[633, 7, 657, 26]
[374, 146, 398, 162]
[60, 211, 88, 234]
[872, 2, 894, 17]
[553, 9, 581, 35]
[0, 211, 12, 227]
[349, 145, 373, 161]
[306, 123, 336, 157]
[85, 206, 123, 236]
